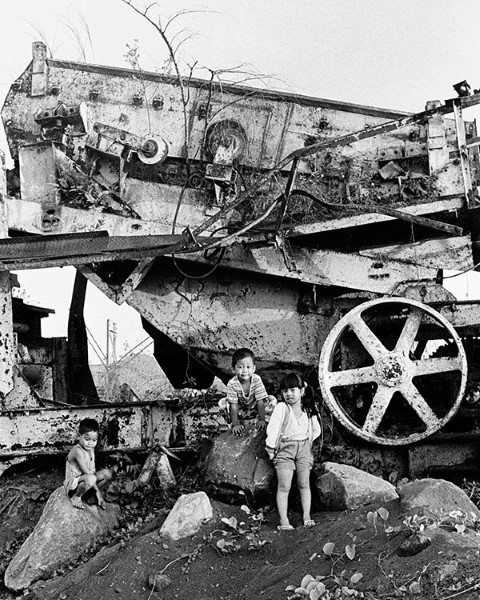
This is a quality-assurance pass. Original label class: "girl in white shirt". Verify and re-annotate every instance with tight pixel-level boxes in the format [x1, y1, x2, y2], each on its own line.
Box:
[266, 373, 321, 530]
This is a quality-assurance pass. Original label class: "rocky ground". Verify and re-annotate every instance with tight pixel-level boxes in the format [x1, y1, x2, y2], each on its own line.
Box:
[2, 455, 480, 600]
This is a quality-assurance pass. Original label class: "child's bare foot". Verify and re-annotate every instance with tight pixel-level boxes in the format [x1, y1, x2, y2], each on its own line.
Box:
[70, 496, 84, 509]
[277, 523, 294, 531]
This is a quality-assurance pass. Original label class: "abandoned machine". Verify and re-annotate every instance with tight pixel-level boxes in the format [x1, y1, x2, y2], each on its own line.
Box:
[2, 42, 480, 480]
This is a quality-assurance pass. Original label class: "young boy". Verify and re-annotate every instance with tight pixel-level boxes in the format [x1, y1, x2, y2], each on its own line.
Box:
[64, 418, 112, 510]
[220, 348, 276, 437]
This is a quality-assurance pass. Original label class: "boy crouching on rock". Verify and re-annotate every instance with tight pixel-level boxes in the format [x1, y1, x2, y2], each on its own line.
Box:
[64, 418, 112, 510]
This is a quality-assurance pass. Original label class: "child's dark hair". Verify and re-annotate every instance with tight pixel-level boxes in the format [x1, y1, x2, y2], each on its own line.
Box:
[78, 418, 99, 435]
[279, 372, 318, 418]
[232, 348, 255, 368]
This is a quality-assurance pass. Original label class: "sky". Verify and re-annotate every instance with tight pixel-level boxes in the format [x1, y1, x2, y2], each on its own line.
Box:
[1, 0, 480, 358]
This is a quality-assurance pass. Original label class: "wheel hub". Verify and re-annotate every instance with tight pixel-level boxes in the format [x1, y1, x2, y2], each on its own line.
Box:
[375, 353, 410, 386]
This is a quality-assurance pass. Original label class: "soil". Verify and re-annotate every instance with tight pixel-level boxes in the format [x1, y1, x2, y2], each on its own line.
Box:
[1, 457, 480, 600]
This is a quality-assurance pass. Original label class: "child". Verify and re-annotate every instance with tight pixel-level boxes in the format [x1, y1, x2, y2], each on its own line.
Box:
[220, 348, 276, 437]
[64, 418, 112, 510]
[265, 372, 320, 530]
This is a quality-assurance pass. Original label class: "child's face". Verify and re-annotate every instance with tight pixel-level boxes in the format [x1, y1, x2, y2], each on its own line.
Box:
[233, 357, 256, 382]
[281, 386, 304, 405]
[78, 430, 98, 451]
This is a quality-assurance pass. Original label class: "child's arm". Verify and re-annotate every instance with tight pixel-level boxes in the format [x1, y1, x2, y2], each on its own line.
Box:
[311, 414, 321, 442]
[94, 483, 106, 509]
[256, 398, 266, 430]
[230, 404, 244, 436]
[253, 375, 268, 430]
[265, 403, 286, 458]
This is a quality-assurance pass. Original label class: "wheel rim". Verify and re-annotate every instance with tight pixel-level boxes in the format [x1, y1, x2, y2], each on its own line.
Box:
[318, 298, 468, 445]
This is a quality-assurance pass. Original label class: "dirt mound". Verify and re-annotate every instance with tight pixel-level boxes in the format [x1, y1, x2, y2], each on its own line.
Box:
[2, 460, 480, 600]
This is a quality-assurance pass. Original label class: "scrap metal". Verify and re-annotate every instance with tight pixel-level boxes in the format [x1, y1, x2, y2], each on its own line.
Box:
[3, 44, 480, 476]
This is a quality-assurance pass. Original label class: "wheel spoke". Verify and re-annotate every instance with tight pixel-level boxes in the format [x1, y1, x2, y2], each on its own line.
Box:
[395, 308, 423, 354]
[325, 365, 378, 387]
[348, 314, 387, 361]
[414, 356, 464, 376]
[401, 383, 439, 426]
[362, 386, 394, 435]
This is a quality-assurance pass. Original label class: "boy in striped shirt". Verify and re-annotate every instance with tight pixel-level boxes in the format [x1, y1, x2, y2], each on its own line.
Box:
[220, 348, 276, 436]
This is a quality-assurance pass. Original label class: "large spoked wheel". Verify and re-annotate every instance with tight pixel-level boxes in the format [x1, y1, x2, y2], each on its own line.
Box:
[319, 298, 467, 446]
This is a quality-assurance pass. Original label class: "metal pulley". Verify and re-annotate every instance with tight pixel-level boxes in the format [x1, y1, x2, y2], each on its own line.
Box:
[318, 297, 468, 446]
[86, 123, 168, 165]
[205, 119, 247, 164]
[137, 135, 169, 165]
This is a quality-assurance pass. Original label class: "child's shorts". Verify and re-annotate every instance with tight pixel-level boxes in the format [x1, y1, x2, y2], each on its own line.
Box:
[273, 439, 313, 472]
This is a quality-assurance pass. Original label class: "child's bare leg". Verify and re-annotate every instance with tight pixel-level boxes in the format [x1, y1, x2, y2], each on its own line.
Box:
[70, 474, 96, 509]
[297, 468, 312, 524]
[95, 469, 113, 508]
[276, 469, 294, 527]
[96, 468, 112, 490]
[71, 483, 86, 509]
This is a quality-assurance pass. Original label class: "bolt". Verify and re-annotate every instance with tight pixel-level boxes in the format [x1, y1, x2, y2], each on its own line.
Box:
[142, 139, 158, 158]
[152, 96, 164, 110]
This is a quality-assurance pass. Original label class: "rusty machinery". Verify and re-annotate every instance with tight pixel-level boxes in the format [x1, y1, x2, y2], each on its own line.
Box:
[3, 42, 480, 477]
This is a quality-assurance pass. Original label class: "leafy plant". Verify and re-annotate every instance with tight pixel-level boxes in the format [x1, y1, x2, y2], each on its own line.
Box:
[286, 574, 327, 600]
[366, 506, 389, 535]
[213, 508, 271, 555]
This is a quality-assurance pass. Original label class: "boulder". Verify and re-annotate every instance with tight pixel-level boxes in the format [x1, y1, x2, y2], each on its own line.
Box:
[314, 462, 398, 511]
[397, 478, 480, 522]
[159, 491, 212, 541]
[202, 424, 275, 503]
[4, 486, 120, 592]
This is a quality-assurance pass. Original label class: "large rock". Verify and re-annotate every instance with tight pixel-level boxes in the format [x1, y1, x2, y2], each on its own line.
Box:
[4, 486, 120, 592]
[397, 478, 480, 522]
[314, 462, 398, 511]
[202, 425, 275, 503]
[159, 491, 212, 541]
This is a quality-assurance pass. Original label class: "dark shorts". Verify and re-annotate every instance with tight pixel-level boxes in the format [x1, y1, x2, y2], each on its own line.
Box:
[273, 439, 313, 472]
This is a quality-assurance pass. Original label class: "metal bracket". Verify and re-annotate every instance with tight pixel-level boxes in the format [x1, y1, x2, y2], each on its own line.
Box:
[452, 99, 474, 205]
[115, 258, 156, 304]
[275, 232, 297, 272]
[76, 265, 118, 303]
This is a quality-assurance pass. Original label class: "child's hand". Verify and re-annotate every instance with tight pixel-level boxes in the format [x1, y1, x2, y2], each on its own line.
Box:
[266, 447, 275, 460]
[232, 424, 244, 437]
[97, 493, 106, 510]
[256, 419, 267, 431]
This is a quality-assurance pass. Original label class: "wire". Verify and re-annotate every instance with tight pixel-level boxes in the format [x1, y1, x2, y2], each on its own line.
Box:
[116, 336, 153, 365]
[442, 262, 480, 279]
[171, 226, 231, 280]
[86, 328, 107, 367]
[206, 194, 282, 250]
[115, 340, 154, 371]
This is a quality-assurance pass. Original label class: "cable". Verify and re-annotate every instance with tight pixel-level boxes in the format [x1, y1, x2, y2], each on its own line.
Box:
[85, 324, 106, 362]
[171, 226, 230, 280]
[114, 340, 154, 371]
[116, 336, 153, 365]
[442, 262, 480, 279]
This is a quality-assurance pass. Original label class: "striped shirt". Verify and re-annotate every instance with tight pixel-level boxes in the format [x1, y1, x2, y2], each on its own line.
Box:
[226, 373, 268, 420]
